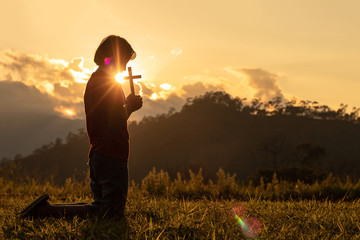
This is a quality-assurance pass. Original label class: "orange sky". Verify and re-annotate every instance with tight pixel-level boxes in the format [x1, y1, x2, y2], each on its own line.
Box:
[1, 0, 360, 119]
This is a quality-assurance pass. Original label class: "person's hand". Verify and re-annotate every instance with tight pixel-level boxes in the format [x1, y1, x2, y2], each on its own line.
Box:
[126, 94, 143, 113]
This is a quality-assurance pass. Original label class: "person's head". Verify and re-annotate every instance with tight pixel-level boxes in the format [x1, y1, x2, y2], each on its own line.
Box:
[94, 35, 136, 72]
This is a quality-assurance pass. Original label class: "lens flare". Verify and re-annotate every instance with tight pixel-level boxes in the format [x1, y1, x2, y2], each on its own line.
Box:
[231, 203, 247, 219]
[232, 204, 261, 238]
[115, 72, 126, 84]
[104, 57, 111, 65]
[238, 216, 262, 238]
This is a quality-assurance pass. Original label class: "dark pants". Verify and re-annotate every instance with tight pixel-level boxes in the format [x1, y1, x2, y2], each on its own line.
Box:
[40, 151, 129, 218]
[89, 151, 129, 217]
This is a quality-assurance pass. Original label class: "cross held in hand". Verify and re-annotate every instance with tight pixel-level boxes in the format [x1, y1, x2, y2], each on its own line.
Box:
[124, 67, 141, 95]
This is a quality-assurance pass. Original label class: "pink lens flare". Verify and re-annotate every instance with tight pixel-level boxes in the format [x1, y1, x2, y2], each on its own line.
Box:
[232, 203, 262, 238]
[231, 203, 247, 219]
[240, 216, 262, 238]
[104, 57, 111, 65]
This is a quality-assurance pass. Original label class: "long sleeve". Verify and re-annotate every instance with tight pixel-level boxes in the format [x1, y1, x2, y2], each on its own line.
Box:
[84, 70, 130, 160]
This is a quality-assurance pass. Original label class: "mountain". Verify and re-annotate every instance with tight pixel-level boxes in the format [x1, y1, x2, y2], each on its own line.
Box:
[2, 91, 360, 184]
[0, 112, 84, 159]
[128, 94, 360, 182]
[0, 81, 84, 159]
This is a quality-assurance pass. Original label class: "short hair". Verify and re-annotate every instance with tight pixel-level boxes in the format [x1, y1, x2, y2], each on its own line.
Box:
[94, 35, 136, 66]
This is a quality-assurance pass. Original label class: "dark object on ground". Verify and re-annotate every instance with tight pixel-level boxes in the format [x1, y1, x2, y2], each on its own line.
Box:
[19, 194, 49, 219]
[19, 193, 124, 219]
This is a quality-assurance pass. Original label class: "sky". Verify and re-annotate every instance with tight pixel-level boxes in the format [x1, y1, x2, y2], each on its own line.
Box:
[1, 0, 360, 121]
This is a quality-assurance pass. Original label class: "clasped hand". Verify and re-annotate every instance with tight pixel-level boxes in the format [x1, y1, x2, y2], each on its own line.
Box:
[126, 94, 143, 113]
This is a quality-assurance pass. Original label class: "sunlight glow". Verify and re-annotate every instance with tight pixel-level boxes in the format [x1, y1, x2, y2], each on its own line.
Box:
[49, 58, 69, 67]
[40, 82, 54, 96]
[115, 72, 127, 84]
[59, 80, 71, 88]
[64, 109, 76, 116]
[160, 83, 174, 91]
[70, 69, 89, 83]
[133, 78, 143, 96]
[115, 68, 144, 96]
[150, 93, 159, 100]
[54, 106, 76, 118]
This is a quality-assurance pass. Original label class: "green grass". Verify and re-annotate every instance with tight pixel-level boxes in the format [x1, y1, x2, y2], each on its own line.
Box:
[1, 189, 360, 239]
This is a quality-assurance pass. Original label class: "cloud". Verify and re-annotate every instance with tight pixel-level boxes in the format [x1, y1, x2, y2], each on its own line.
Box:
[0, 49, 92, 95]
[129, 81, 225, 121]
[170, 48, 183, 56]
[1, 50, 262, 122]
[138, 82, 155, 96]
[229, 67, 284, 101]
[181, 82, 225, 98]
[0, 49, 94, 118]
[130, 93, 185, 121]
[0, 49, 196, 121]
[0, 81, 58, 114]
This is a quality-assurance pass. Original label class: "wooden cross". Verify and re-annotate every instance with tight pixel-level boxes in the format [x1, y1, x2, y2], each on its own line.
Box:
[124, 67, 141, 95]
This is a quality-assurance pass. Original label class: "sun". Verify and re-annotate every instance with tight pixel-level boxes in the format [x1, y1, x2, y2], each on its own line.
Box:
[115, 72, 127, 84]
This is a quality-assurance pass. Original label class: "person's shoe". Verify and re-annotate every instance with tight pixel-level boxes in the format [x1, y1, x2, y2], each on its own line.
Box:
[19, 194, 49, 219]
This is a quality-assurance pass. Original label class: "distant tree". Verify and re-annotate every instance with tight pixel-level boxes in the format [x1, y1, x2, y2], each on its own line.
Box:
[234, 97, 247, 112]
[0, 128, 89, 184]
[299, 100, 312, 117]
[294, 142, 326, 168]
[186, 91, 233, 107]
[337, 103, 348, 120]
[316, 105, 332, 120]
[265, 97, 284, 116]
[284, 99, 302, 116]
[260, 135, 291, 171]
[349, 107, 360, 122]
[251, 98, 266, 116]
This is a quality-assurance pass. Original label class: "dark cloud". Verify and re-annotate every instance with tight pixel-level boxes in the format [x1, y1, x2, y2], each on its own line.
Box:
[139, 82, 154, 96]
[181, 81, 225, 98]
[130, 94, 185, 121]
[54, 83, 72, 97]
[0, 80, 58, 114]
[0, 80, 86, 159]
[0, 80, 85, 119]
[231, 68, 284, 101]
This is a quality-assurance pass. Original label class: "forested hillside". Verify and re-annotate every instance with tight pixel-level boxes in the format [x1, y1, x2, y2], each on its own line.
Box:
[1, 91, 360, 184]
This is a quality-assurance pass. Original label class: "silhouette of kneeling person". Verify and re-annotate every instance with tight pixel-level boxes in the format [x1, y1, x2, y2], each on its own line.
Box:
[20, 35, 143, 219]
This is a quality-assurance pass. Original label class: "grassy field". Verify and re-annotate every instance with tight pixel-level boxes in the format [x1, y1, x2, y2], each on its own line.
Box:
[1, 189, 360, 239]
[1, 170, 360, 239]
